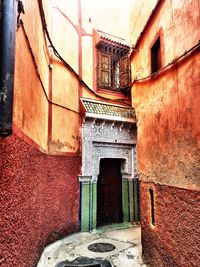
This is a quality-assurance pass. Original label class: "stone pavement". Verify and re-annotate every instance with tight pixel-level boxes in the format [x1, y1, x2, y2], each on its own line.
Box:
[37, 225, 147, 267]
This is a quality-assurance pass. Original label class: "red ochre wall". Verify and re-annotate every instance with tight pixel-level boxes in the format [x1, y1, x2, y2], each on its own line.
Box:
[1, 1, 82, 266]
[0, 0, 130, 266]
[0, 133, 80, 267]
[136, 57, 200, 266]
[140, 183, 200, 267]
[130, 0, 200, 266]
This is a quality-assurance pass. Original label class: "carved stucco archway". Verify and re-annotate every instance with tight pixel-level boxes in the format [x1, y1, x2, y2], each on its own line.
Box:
[92, 143, 135, 181]
[79, 99, 139, 231]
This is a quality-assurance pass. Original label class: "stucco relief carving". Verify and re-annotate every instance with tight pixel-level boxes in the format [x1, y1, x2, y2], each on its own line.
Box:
[81, 118, 137, 183]
[92, 120, 136, 143]
[93, 143, 132, 177]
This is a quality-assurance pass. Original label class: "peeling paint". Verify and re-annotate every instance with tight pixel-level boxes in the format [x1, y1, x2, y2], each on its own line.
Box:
[48, 139, 76, 152]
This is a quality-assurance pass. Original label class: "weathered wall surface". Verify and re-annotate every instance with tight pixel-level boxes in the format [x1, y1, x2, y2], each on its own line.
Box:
[0, 133, 80, 267]
[2, 5, 81, 267]
[130, 0, 200, 266]
[133, 51, 200, 190]
[14, 0, 49, 151]
[131, 0, 200, 79]
[1, 1, 132, 266]
[83, 0, 130, 40]
[130, 0, 158, 45]
[140, 182, 200, 267]
[13, 30, 48, 150]
[14, 0, 81, 154]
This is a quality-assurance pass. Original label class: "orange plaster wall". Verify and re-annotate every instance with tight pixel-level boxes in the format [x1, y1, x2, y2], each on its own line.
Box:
[130, 0, 158, 45]
[52, 8, 79, 73]
[81, 87, 131, 108]
[83, 0, 130, 40]
[50, 69, 80, 154]
[13, 0, 131, 155]
[14, 0, 81, 154]
[133, 52, 200, 190]
[50, 0, 131, 155]
[50, 1, 80, 153]
[22, 0, 50, 97]
[131, 0, 200, 79]
[52, 62, 79, 112]
[131, 0, 200, 190]
[82, 36, 93, 89]
[50, 106, 80, 154]
[14, 18, 48, 150]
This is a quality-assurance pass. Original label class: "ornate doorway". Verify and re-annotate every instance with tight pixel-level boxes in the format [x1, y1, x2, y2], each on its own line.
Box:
[79, 98, 139, 231]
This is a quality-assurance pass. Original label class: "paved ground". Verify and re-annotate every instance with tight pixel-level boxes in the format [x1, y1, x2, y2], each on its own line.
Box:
[37, 225, 147, 267]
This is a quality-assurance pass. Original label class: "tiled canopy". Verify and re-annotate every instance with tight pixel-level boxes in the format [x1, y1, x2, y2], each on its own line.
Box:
[81, 98, 136, 122]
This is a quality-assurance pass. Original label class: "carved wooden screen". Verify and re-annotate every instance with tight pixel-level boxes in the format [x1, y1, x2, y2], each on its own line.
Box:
[96, 41, 130, 92]
[119, 56, 130, 88]
[98, 52, 111, 88]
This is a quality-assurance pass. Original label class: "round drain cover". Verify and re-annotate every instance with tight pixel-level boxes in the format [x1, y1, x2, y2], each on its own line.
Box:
[88, 242, 116, 253]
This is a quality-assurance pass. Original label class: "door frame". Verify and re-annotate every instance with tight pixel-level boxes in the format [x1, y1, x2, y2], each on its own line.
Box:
[79, 117, 138, 231]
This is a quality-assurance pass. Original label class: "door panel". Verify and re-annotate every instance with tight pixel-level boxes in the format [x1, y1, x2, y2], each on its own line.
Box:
[97, 158, 123, 227]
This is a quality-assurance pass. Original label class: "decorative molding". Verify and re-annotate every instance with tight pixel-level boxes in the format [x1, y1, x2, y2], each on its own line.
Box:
[78, 175, 92, 183]
[80, 115, 138, 231]
[81, 118, 137, 181]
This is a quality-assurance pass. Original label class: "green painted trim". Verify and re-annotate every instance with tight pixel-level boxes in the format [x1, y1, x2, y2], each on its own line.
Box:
[92, 182, 97, 230]
[122, 179, 129, 222]
[81, 183, 90, 231]
[133, 178, 139, 223]
[129, 179, 134, 222]
[81, 182, 97, 231]
[81, 178, 139, 232]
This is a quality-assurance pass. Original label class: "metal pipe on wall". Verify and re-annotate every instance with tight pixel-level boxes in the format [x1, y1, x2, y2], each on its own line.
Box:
[0, 0, 17, 136]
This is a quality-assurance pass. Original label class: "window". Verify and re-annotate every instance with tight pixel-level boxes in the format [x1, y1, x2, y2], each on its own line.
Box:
[151, 37, 161, 74]
[96, 42, 130, 92]
[120, 57, 130, 88]
[98, 52, 111, 88]
[149, 189, 155, 225]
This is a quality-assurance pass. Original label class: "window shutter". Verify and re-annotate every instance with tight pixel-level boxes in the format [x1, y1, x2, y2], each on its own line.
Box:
[119, 56, 130, 88]
[98, 52, 111, 88]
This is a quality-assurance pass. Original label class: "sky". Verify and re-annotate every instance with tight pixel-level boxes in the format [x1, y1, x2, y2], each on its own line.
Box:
[82, 0, 130, 40]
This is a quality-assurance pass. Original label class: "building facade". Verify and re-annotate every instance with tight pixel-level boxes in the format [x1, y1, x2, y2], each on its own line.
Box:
[130, 0, 200, 266]
[1, 0, 199, 266]
[0, 1, 137, 266]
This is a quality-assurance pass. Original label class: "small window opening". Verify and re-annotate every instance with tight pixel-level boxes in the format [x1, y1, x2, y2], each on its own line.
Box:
[149, 189, 155, 225]
[151, 37, 161, 74]
[96, 46, 130, 91]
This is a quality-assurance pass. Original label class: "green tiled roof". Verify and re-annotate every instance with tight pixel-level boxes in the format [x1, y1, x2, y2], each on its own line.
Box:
[82, 99, 135, 119]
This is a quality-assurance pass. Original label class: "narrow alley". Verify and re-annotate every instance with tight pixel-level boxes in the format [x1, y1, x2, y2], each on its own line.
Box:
[0, 0, 199, 267]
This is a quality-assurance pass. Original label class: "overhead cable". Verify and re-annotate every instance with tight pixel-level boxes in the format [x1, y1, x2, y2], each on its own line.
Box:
[37, 0, 131, 107]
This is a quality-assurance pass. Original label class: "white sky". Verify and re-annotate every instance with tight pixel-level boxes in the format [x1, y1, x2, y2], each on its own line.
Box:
[82, 0, 130, 40]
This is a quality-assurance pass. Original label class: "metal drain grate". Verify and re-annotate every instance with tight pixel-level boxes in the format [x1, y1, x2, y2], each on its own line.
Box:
[56, 257, 112, 267]
[88, 243, 116, 253]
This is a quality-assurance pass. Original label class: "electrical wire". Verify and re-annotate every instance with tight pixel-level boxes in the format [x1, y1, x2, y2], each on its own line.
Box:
[37, 0, 131, 107]
[20, 20, 80, 114]
[22, 0, 200, 110]
[132, 40, 200, 85]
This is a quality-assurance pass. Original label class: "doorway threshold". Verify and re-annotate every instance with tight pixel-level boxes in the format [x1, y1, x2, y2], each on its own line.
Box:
[95, 222, 136, 233]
